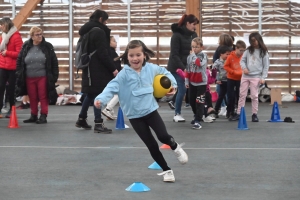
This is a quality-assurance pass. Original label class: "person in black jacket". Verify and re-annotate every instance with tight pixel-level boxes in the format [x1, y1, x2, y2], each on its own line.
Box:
[15, 26, 59, 124]
[166, 14, 199, 123]
[75, 9, 118, 133]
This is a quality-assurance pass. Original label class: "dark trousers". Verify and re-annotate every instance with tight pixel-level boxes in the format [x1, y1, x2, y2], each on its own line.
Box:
[129, 110, 176, 171]
[0, 69, 16, 110]
[214, 81, 228, 112]
[189, 84, 206, 122]
[227, 79, 240, 115]
[79, 93, 102, 122]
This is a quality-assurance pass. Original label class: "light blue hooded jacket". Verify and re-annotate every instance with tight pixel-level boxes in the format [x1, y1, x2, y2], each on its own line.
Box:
[95, 62, 177, 119]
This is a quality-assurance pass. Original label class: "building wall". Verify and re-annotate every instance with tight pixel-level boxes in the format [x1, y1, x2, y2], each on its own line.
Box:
[0, 0, 299, 93]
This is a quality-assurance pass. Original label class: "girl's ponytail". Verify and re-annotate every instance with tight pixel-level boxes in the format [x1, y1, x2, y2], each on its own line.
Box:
[178, 14, 187, 27]
[177, 14, 199, 27]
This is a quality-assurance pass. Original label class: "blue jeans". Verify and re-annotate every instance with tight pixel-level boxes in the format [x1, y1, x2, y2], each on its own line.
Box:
[216, 84, 226, 107]
[172, 73, 186, 115]
[79, 93, 102, 122]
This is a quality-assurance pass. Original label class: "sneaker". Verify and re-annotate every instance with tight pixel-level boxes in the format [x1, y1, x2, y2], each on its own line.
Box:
[184, 103, 190, 108]
[5, 110, 11, 118]
[202, 116, 214, 123]
[219, 106, 227, 116]
[191, 119, 195, 124]
[173, 114, 185, 122]
[229, 113, 240, 121]
[174, 143, 188, 164]
[157, 170, 175, 182]
[207, 107, 216, 115]
[168, 101, 175, 109]
[208, 114, 216, 120]
[192, 122, 202, 129]
[102, 108, 114, 120]
[252, 113, 259, 122]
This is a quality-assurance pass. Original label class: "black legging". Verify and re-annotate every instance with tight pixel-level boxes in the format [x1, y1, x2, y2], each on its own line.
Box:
[129, 110, 177, 171]
[0, 69, 16, 110]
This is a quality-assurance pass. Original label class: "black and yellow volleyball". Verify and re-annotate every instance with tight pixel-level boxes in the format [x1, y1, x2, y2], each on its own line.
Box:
[153, 75, 172, 98]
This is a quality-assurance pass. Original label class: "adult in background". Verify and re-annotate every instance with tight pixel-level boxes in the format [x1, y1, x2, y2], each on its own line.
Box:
[75, 9, 118, 133]
[0, 17, 23, 118]
[167, 14, 199, 122]
[15, 26, 59, 124]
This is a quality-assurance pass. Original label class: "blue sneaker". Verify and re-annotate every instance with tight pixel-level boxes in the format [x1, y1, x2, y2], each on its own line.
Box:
[192, 121, 202, 129]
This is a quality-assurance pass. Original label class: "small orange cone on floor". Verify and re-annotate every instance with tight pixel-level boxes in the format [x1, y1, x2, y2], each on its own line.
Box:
[160, 144, 171, 149]
[8, 106, 19, 128]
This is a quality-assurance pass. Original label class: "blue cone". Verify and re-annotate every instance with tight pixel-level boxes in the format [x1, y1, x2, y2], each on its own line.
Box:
[125, 182, 150, 192]
[237, 107, 249, 130]
[115, 107, 125, 130]
[148, 162, 162, 170]
[268, 101, 283, 122]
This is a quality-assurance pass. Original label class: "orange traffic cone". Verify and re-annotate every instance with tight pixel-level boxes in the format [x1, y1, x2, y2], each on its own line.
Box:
[160, 144, 171, 149]
[8, 106, 19, 128]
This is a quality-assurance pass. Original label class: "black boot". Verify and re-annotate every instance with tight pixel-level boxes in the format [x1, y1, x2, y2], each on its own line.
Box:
[94, 120, 112, 134]
[76, 118, 92, 130]
[36, 114, 47, 124]
[23, 114, 38, 123]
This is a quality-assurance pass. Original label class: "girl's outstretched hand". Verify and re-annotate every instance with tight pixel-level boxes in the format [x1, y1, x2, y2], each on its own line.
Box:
[166, 87, 177, 96]
[94, 100, 101, 109]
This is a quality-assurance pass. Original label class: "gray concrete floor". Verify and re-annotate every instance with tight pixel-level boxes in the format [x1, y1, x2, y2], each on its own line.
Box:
[0, 102, 299, 200]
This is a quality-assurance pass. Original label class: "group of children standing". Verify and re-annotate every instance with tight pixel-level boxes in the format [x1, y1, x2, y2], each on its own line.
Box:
[185, 32, 270, 129]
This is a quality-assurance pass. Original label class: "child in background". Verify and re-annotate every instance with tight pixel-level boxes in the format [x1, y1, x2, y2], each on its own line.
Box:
[213, 45, 231, 118]
[223, 40, 247, 120]
[204, 66, 217, 120]
[231, 32, 269, 122]
[101, 36, 122, 120]
[185, 37, 208, 129]
[94, 40, 188, 183]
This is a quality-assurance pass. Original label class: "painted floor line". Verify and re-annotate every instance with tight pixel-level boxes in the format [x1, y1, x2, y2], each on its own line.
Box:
[0, 146, 299, 150]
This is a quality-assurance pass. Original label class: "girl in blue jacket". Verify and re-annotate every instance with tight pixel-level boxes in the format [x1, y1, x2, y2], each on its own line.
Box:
[94, 40, 188, 183]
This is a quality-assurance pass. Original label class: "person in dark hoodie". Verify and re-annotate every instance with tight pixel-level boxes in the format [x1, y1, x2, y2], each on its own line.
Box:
[75, 9, 118, 133]
[167, 14, 199, 123]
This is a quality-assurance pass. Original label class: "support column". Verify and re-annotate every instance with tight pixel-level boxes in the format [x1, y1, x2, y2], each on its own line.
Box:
[185, 0, 200, 37]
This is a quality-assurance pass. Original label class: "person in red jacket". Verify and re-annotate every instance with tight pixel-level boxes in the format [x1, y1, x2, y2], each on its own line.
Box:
[0, 18, 23, 118]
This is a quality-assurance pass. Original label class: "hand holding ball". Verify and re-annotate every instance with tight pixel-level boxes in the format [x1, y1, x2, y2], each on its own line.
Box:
[153, 75, 172, 98]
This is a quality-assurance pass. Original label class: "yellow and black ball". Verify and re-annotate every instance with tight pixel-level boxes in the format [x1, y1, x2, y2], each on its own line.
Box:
[153, 75, 171, 98]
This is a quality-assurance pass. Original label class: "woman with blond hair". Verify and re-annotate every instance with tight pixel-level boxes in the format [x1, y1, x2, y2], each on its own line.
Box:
[15, 26, 59, 124]
[0, 17, 23, 118]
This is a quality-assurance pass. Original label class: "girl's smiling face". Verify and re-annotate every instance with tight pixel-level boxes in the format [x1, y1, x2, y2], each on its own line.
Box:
[127, 46, 146, 72]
